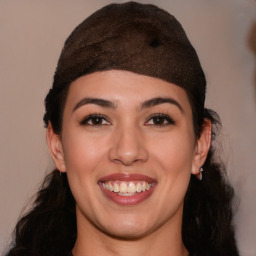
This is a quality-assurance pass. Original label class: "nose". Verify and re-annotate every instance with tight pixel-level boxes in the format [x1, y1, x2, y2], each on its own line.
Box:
[108, 124, 148, 166]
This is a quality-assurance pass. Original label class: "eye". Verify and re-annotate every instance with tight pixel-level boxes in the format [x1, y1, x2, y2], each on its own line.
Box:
[80, 114, 110, 126]
[146, 114, 175, 126]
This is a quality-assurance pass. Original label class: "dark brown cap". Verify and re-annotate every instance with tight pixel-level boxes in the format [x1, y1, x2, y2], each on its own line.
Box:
[45, 2, 206, 132]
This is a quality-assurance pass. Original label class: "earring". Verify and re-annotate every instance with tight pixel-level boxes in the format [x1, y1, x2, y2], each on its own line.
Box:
[199, 167, 203, 181]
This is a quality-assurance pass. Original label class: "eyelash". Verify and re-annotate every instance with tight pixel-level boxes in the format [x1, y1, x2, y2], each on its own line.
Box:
[80, 113, 175, 127]
[80, 114, 110, 126]
[145, 113, 175, 126]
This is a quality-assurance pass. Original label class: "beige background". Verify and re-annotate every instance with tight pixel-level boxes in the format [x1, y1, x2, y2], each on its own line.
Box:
[0, 0, 255, 255]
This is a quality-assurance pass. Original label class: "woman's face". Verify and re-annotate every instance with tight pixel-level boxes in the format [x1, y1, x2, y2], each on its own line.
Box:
[48, 70, 209, 239]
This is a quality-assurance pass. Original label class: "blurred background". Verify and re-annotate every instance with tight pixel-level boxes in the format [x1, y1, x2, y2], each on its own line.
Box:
[0, 0, 255, 255]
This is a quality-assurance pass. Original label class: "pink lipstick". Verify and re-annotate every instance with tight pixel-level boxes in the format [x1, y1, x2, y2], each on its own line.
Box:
[99, 173, 157, 205]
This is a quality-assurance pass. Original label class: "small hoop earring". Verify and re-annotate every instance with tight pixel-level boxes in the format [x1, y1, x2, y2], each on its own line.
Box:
[199, 167, 203, 181]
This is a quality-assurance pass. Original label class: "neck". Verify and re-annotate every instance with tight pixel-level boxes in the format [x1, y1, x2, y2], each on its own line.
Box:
[73, 236, 188, 256]
[72, 207, 188, 256]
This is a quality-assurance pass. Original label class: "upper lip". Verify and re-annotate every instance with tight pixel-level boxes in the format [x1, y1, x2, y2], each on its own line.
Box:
[99, 173, 156, 183]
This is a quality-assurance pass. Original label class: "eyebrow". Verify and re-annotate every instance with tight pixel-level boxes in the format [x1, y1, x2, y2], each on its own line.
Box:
[140, 97, 184, 113]
[72, 96, 183, 113]
[73, 97, 116, 112]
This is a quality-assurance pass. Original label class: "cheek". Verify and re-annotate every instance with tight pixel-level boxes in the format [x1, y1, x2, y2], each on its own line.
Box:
[148, 129, 195, 195]
[61, 131, 111, 199]
[62, 132, 107, 171]
[61, 132, 108, 211]
[140, 131, 195, 224]
[152, 132, 195, 169]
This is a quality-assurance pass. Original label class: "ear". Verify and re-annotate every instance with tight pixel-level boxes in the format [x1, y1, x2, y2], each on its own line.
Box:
[46, 123, 66, 173]
[191, 119, 211, 177]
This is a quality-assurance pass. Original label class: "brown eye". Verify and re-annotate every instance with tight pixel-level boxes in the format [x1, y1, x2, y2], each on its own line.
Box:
[146, 114, 175, 126]
[80, 114, 110, 126]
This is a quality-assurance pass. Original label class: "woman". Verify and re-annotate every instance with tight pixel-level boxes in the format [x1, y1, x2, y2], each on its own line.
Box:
[5, 2, 239, 256]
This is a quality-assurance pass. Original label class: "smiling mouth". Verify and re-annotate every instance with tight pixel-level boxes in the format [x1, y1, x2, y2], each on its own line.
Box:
[99, 173, 157, 205]
[101, 181, 154, 196]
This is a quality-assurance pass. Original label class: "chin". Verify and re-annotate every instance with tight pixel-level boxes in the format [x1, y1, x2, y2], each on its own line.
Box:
[104, 226, 151, 240]
[99, 216, 155, 240]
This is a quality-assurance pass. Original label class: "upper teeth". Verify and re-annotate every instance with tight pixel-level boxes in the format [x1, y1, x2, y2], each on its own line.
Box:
[102, 181, 152, 194]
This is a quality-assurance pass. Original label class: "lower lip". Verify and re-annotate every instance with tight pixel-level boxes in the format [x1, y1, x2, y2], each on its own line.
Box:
[99, 183, 156, 205]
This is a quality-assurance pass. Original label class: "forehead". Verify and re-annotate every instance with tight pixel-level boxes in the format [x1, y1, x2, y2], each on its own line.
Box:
[64, 70, 192, 113]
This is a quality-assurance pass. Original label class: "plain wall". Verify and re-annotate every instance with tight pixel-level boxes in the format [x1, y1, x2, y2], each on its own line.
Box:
[0, 0, 255, 255]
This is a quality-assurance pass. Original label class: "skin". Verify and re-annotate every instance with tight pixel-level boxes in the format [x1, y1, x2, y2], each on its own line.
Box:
[47, 70, 211, 256]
